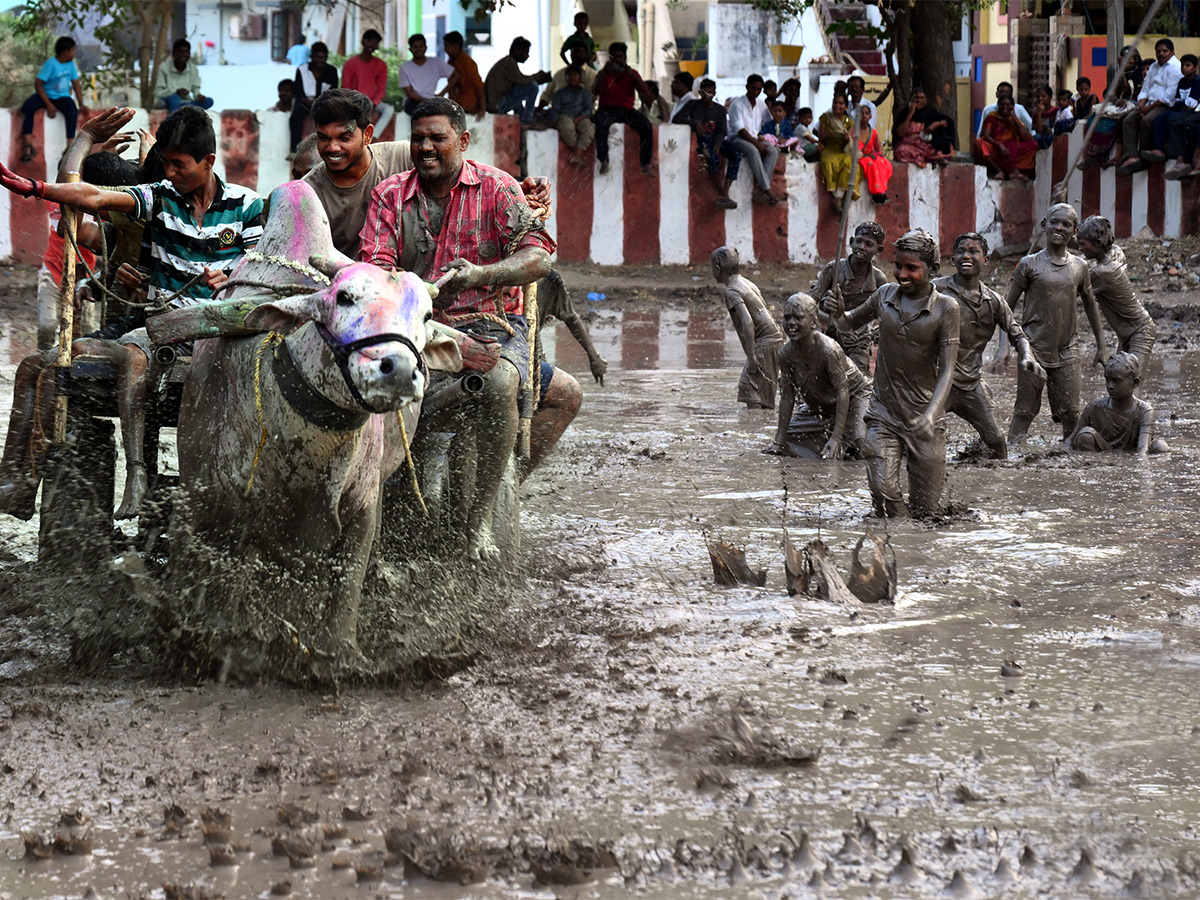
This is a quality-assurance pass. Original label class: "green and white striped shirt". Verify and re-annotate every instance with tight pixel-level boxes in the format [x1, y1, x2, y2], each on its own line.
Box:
[123, 176, 265, 308]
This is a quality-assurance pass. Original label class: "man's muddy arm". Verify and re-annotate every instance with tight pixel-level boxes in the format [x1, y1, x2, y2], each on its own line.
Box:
[1136, 414, 1153, 456]
[0, 160, 136, 212]
[829, 288, 876, 333]
[560, 310, 607, 382]
[765, 365, 795, 453]
[823, 380, 850, 460]
[1079, 270, 1108, 365]
[436, 247, 552, 300]
[727, 297, 759, 372]
[59, 107, 137, 181]
[921, 305, 961, 430]
[997, 296, 1044, 377]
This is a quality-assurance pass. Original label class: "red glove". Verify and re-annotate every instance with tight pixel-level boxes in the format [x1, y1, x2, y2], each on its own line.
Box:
[0, 161, 47, 199]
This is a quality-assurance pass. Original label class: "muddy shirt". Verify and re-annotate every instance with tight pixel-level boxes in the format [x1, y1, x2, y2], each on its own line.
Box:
[1087, 245, 1154, 344]
[726, 276, 783, 344]
[778, 332, 870, 418]
[815, 257, 889, 358]
[303, 141, 413, 259]
[1077, 395, 1153, 451]
[844, 283, 960, 432]
[1009, 250, 1093, 369]
[933, 274, 1026, 390]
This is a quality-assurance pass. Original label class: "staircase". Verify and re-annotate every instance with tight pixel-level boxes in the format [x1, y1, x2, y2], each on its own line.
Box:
[818, 1, 887, 75]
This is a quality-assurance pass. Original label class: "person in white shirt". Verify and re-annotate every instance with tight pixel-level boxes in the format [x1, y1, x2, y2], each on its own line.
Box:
[398, 33, 454, 116]
[846, 75, 877, 131]
[1118, 38, 1183, 174]
[975, 81, 1033, 136]
[669, 71, 697, 122]
[727, 74, 784, 203]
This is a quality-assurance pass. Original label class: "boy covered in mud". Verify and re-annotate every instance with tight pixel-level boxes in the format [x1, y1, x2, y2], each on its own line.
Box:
[764, 292, 870, 460]
[711, 246, 784, 409]
[1006, 203, 1107, 443]
[829, 229, 960, 518]
[814, 222, 889, 376]
[1069, 352, 1167, 455]
[1076, 215, 1156, 362]
[933, 232, 1044, 459]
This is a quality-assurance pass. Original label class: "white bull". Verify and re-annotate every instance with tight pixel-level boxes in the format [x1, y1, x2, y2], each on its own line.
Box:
[162, 181, 460, 678]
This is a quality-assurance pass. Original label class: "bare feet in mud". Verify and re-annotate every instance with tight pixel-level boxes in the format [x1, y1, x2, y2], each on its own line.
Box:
[115, 463, 147, 519]
[467, 525, 501, 564]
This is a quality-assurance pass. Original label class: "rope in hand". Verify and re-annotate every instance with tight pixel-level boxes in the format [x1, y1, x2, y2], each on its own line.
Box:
[245, 331, 285, 496]
[395, 409, 427, 516]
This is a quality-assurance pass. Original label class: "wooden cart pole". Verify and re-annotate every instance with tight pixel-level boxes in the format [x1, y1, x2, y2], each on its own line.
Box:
[53, 171, 80, 443]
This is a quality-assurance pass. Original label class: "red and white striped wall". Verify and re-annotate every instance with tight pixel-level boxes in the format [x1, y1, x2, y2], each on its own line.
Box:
[3, 107, 1196, 267]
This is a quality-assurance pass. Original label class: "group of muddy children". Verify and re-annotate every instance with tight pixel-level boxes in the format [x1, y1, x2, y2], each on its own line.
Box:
[714, 207, 1164, 519]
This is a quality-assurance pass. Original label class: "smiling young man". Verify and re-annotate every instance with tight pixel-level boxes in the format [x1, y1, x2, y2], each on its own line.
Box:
[0, 105, 264, 516]
[359, 97, 579, 562]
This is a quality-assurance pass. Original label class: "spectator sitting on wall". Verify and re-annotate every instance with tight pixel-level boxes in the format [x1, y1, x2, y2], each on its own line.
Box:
[975, 82, 1033, 136]
[540, 43, 595, 108]
[640, 81, 672, 124]
[760, 100, 799, 152]
[552, 65, 595, 165]
[485, 37, 551, 124]
[560, 11, 597, 69]
[155, 38, 213, 113]
[1030, 84, 1056, 148]
[342, 29, 395, 138]
[669, 71, 697, 121]
[729, 73, 784, 204]
[19, 36, 85, 163]
[846, 74, 893, 132]
[399, 33, 454, 116]
[1073, 76, 1100, 120]
[1052, 89, 1077, 135]
[794, 106, 821, 162]
[779, 78, 802, 125]
[974, 94, 1038, 180]
[1118, 38, 1182, 174]
[893, 88, 955, 167]
[1145, 52, 1198, 164]
[270, 79, 294, 113]
[290, 40, 338, 152]
[445, 30, 487, 117]
[592, 42, 653, 176]
[286, 34, 309, 67]
[763, 79, 779, 105]
[672, 77, 740, 209]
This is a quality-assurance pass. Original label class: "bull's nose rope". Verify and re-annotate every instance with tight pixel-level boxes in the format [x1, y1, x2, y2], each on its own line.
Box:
[395, 411, 427, 516]
[246, 331, 285, 496]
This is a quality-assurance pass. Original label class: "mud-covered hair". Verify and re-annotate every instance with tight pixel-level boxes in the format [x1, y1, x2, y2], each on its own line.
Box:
[411, 97, 467, 135]
[711, 245, 740, 275]
[783, 291, 819, 318]
[156, 106, 215, 162]
[894, 229, 939, 272]
[1045, 202, 1080, 227]
[82, 151, 140, 187]
[854, 222, 885, 245]
[952, 231, 990, 256]
[1105, 351, 1140, 380]
[1078, 215, 1115, 251]
[312, 88, 373, 129]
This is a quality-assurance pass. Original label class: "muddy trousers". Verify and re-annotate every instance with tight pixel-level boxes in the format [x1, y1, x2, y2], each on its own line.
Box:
[946, 381, 1006, 457]
[1010, 360, 1080, 440]
[863, 418, 946, 517]
[737, 338, 782, 409]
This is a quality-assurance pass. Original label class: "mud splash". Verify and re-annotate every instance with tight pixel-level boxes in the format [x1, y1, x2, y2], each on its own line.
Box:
[2, 306, 1200, 897]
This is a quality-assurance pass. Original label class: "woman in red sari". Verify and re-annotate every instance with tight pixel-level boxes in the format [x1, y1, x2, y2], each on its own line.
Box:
[856, 104, 892, 204]
[973, 95, 1038, 179]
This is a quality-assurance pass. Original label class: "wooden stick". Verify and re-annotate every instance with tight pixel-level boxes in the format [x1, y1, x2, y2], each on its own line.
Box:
[53, 171, 80, 443]
[519, 280, 538, 460]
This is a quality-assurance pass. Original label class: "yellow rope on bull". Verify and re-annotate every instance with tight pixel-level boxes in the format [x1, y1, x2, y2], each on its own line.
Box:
[395, 409, 427, 516]
[246, 331, 284, 496]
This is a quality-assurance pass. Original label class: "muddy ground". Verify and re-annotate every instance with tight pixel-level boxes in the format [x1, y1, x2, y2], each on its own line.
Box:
[2, 255, 1200, 898]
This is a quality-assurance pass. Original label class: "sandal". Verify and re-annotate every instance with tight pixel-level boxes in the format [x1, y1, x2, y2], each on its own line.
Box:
[19, 143, 34, 163]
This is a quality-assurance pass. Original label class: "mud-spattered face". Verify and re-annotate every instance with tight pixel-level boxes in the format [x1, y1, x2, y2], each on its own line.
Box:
[1106, 370, 1137, 402]
[953, 239, 987, 277]
[850, 234, 879, 264]
[783, 299, 819, 340]
[1044, 209, 1077, 248]
[894, 251, 931, 296]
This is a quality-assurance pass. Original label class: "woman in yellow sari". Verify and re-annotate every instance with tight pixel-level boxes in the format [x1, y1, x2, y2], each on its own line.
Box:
[818, 93, 857, 213]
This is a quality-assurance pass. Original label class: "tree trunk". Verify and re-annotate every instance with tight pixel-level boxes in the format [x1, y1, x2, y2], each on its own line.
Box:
[910, 0, 958, 128]
[891, 2, 913, 108]
[1106, 0, 1124, 88]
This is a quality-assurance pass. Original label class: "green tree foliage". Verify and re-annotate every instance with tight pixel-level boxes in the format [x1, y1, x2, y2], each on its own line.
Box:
[0, 13, 56, 107]
[15, 0, 178, 107]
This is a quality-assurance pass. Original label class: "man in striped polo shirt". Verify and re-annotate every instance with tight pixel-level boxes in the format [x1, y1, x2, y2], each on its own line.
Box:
[0, 105, 264, 518]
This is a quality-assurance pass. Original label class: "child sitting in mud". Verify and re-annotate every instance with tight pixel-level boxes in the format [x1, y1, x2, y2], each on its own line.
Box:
[828, 229, 960, 518]
[1076, 215, 1156, 362]
[711, 246, 783, 409]
[1069, 352, 1168, 456]
[763, 292, 869, 460]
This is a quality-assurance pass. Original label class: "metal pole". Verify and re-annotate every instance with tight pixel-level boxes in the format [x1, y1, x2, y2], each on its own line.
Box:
[54, 172, 80, 443]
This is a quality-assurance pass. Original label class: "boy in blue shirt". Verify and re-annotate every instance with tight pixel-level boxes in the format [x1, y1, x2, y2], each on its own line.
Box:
[20, 36, 85, 162]
[551, 65, 595, 165]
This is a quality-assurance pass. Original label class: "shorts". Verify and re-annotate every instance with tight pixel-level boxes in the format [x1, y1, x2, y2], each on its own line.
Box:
[537, 359, 554, 410]
[117, 325, 192, 360]
[454, 314, 532, 385]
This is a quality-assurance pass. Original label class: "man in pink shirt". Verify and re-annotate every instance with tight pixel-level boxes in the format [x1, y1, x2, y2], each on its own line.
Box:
[341, 29, 395, 138]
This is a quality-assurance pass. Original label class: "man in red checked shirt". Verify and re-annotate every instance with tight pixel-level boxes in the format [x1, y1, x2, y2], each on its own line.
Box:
[360, 97, 582, 563]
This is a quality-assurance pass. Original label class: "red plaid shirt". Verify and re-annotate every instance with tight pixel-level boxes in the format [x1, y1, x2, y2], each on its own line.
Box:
[359, 158, 556, 322]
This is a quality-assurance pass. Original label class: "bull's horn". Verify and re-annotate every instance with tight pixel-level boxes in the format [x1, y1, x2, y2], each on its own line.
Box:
[309, 253, 348, 278]
[422, 280, 439, 300]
